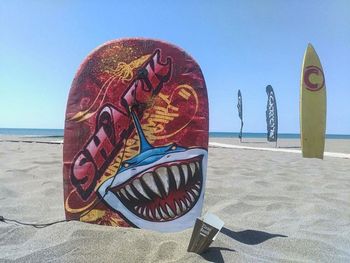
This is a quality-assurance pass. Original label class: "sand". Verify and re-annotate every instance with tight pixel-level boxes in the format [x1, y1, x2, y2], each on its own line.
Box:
[0, 137, 349, 262]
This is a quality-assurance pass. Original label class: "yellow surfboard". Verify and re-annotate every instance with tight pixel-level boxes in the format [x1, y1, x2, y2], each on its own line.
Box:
[300, 44, 326, 159]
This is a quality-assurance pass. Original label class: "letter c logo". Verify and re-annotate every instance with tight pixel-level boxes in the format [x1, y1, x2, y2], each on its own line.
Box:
[303, 66, 325, 91]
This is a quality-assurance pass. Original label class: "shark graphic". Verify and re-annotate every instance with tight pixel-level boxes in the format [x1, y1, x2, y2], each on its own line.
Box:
[98, 110, 207, 232]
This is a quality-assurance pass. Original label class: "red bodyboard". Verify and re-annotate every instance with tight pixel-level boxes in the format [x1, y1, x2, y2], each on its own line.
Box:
[63, 38, 208, 232]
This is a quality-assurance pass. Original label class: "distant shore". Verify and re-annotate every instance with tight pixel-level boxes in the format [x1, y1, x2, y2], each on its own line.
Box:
[1, 134, 350, 156]
[1, 128, 350, 140]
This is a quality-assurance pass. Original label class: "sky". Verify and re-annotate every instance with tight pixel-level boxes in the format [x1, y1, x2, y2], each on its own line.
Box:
[0, 0, 349, 134]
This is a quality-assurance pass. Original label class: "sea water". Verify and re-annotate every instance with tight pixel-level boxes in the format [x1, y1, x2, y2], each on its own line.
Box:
[0, 128, 349, 139]
[0, 128, 64, 137]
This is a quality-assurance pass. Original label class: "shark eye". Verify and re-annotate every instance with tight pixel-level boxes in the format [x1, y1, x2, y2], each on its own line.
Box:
[123, 163, 129, 168]
[171, 145, 177, 150]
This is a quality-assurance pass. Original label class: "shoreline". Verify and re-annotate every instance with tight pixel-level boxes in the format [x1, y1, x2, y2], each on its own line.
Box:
[1, 129, 350, 140]
[1, 135, 349, 154]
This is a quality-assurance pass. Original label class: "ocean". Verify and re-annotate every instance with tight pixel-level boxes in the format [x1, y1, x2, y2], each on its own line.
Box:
[1, 128, 349, 139]
[0, 128, 64, 137]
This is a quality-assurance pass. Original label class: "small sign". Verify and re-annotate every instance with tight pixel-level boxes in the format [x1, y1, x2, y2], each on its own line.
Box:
[187, 213, 224, 254]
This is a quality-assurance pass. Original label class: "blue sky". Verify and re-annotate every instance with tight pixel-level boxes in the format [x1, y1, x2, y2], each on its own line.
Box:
[1, 0, 349, 134]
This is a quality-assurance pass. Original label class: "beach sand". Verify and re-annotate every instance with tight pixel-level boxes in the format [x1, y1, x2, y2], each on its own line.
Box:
[0, 137, 349, 262]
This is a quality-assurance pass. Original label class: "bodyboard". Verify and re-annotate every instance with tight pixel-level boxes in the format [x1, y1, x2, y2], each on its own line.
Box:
[63, 38, 209, 232]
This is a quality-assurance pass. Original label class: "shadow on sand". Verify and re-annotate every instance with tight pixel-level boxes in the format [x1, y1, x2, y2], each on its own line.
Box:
[198, 227, 287, 262]
[221, 227, 287, 245]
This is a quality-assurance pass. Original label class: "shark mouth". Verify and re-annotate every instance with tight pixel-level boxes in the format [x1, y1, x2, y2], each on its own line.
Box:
[110, 156, 203, 222]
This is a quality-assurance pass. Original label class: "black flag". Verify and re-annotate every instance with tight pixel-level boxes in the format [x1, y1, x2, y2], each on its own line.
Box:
[265, 85, 278, 144]
[237, 90, 243, 142]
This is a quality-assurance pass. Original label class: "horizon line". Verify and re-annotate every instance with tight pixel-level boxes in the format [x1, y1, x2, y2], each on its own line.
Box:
[0, 127, 349, 136]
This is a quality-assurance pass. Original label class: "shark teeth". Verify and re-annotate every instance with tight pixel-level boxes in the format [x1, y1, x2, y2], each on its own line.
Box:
[155, 208, 161, 220]
[166, 203, 175, 218]
[185, 198, 191, 207]
[181, 164, 189, 184]
[125, 185, 137, 199]
[143, 208, 148, 217]
[120, 188, 129, 200]
[189, 163, 196, 178]
[142, 172, 161, 197]
[148, 209, 154, 219]
[180, 200, 187, 212]
[175, 201, 181, 214]
[170, 166, 181, 189]
[187, 192, 195, 202]
[132, 178, 151, 200]
[159, 207, 169, 219]
[156, 167, 170, 196]
[112, 159, 203, 222]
